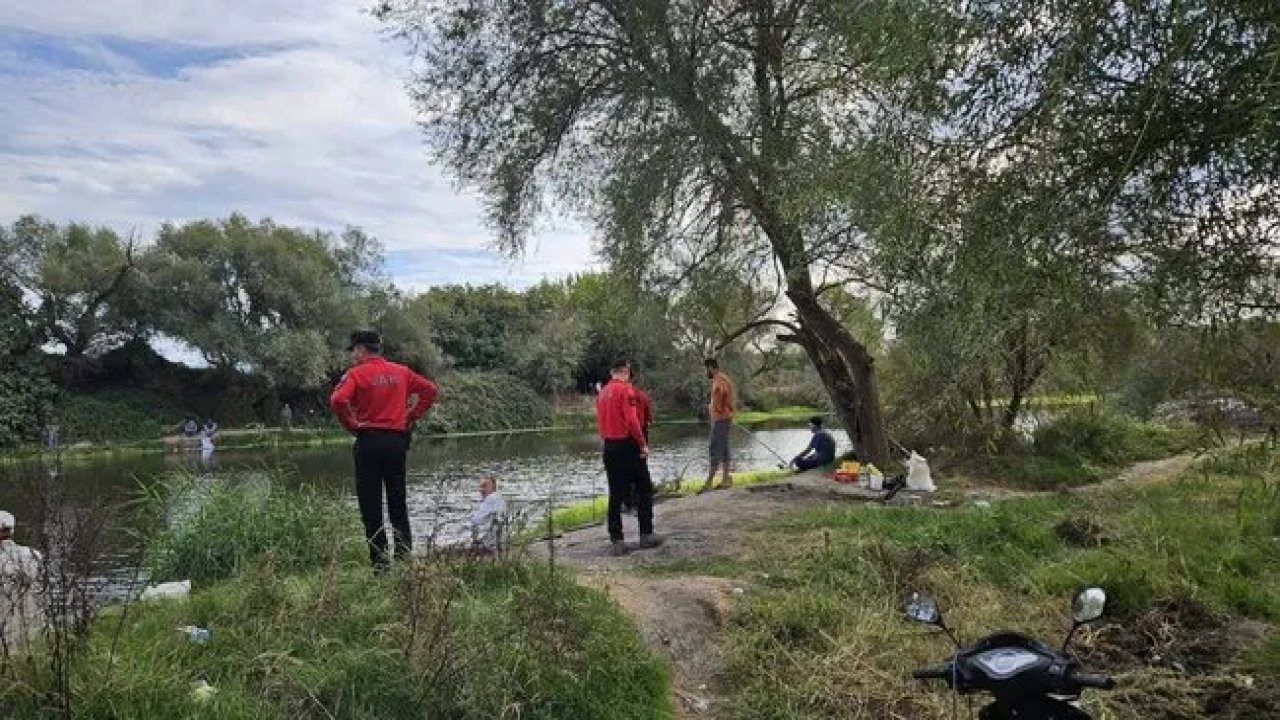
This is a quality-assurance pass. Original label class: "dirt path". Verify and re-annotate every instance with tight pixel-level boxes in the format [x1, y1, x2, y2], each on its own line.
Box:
[541, 456, 1199, 718]
[540, 472, 931, 717]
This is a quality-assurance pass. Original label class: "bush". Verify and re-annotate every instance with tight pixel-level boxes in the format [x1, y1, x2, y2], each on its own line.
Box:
[54, 388, 180, 444]
[422, 371, 552, 433]
[1031, 406, 1198, 467]
[0, 362, 57, 448]
[146, 474, 362, 582]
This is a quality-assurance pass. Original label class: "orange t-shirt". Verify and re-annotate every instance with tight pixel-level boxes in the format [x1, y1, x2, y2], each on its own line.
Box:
[709, 372, 736, 421]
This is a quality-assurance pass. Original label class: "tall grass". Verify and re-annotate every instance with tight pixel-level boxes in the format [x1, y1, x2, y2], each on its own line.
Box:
[145, 472, 363, 583]
[975, 406, 1203, 488]
[3, 477, 672, 720]
[709, 444, 1280, 719]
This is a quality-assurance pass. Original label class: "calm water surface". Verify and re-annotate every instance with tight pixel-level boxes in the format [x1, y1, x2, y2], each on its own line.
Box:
[0, 422, 847, 586]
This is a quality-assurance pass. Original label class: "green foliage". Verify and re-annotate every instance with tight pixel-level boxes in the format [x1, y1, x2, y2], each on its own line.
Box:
[947, 408, 1202, 490]
[0, 281, 57, 447]
[716, 447, 1280, 718]
[144, 214, 367, 387]
[423, 371, 552, 434]
[1031, 407, 1198, 468]
[146, 474, 361, 583]
[55, 389, 179, 444]
[4, 479, 669, 719]
[1, 215, 140, 357]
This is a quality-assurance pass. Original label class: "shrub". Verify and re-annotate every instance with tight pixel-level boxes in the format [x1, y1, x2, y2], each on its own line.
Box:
[54, 388, 179, 444]
[0, 362, 57, 448]
[422, 371, 552, 433]
[1032, 406, 1197, 467]
[146, 473, 362, 582]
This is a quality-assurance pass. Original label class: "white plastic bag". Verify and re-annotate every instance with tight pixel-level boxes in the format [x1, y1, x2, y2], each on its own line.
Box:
[906, 451, 936, 492]
[141, 580, 191, 601]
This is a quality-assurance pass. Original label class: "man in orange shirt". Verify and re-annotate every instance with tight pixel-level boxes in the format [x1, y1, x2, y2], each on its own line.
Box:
[329, 330, 438, 569]
[699, 357, 736, 493]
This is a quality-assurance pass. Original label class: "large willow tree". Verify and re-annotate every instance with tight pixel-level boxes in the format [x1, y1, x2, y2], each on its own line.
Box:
[374, 0, 960, 463]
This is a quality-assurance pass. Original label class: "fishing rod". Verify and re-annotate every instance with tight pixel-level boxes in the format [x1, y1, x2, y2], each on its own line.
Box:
[734, 424, 791, 469]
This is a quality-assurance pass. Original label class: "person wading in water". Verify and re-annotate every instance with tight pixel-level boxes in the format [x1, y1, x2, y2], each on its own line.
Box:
[329, 331, 438, 570]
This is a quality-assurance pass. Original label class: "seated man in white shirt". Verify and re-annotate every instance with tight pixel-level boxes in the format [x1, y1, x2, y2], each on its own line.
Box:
[1, 510, 43, 648]
[469, 477, 507, 554]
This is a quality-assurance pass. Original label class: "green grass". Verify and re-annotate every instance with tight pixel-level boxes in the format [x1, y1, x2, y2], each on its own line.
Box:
[145, 472, 363, 583]
[3, 479, 672, 720]
[542, 469, 792, 535]
[966, 406, 1203, 489]
[712, 443, 1280, 719]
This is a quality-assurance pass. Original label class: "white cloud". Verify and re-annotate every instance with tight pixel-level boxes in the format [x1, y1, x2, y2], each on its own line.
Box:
[0, 1, 597, 285]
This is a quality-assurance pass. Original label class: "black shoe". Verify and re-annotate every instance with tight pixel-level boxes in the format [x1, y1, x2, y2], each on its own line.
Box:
[609, 540, 630, 557]
[638, 534, 665, 550]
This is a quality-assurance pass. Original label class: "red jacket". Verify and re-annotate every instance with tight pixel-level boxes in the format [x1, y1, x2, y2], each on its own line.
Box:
[635, 387, 653, 430]
[329, 356, 438, 433]
[596, 379, 647, 448]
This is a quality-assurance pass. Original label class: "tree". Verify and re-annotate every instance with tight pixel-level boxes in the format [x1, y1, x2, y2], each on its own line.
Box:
[415, 285, 532, 371]
[372, 0, 956, 463]
[361, 284, 445, 376]
[144, 214, 359, 389]
[0, 216, 139, 358]
[0, 277, 57, 446]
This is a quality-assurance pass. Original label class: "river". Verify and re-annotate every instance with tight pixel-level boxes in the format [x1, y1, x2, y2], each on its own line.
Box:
[0, 422, 845, 585]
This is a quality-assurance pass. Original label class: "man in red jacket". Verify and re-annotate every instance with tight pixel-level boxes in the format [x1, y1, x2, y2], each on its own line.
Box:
[595, 358, 663, 556]
[330, 330, 438, 569]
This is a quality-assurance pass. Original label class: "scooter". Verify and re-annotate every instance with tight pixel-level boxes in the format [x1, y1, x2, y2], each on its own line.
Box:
[904, 587, 1116, 719]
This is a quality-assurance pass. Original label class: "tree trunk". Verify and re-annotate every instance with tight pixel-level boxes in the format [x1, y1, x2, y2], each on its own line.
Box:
[787, 287, 892, 466]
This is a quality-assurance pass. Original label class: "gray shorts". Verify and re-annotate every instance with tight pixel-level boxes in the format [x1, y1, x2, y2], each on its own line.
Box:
[708, 419, 732, 465]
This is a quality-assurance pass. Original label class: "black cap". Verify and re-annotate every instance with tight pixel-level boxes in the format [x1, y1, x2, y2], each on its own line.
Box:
[347, 330, 382, 351]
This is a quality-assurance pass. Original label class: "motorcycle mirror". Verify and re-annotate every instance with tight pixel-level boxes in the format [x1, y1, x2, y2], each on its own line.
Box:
[1071, 587, 1107, 624]
[904, 592, 942, 626]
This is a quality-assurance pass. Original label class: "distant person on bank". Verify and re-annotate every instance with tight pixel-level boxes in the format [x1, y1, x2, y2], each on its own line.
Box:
[280, 403, 293, 432]
[791, 416, 837, 471]
[329, 331, 439, 570]
[595, 359, 663, 556]
[699, 358, 737, 493]
[469, 476, 507, 553]
[0, 510, 43, 648]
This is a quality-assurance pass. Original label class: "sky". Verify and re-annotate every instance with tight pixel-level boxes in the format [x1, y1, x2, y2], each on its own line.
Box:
[0, 1, 596, 290]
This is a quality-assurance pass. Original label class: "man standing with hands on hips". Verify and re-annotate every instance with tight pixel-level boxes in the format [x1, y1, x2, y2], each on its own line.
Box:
[330, 331, 438, 570]
[596, 358, 663, 556]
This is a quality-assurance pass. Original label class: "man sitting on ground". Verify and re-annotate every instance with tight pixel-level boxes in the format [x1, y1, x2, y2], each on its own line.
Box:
[470, 477, 507, 553]
[791, 416, 837, 472]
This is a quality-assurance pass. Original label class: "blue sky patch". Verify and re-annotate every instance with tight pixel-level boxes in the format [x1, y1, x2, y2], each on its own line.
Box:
[0, 27, 283, 77]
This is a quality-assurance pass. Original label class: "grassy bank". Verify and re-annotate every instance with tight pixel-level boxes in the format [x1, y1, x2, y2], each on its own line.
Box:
[1, 476, 671, 720]
[638, 443, 1280, 718]
[950, 406, 1204, 489]
[543, 469, 793, 535]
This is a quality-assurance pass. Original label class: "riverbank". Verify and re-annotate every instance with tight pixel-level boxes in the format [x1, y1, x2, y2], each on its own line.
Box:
[545, 443, 1280, 719]
[0, 475, 672, 719]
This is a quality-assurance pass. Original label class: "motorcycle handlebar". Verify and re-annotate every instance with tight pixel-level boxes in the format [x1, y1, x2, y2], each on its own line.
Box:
[912, 663, 952, 680]
[1068, 669, 1115, 690]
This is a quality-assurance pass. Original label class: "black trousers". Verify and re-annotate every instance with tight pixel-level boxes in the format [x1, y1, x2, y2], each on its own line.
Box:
[353, 430, 411, 566]
[794, 454, 833, 471]
[603, 438, 653, 542]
